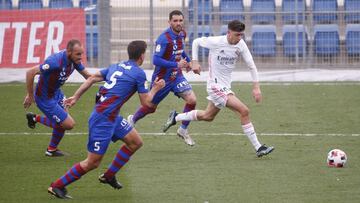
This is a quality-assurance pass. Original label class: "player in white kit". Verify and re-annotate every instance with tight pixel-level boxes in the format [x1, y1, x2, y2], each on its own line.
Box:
[163, 20, 274, 157]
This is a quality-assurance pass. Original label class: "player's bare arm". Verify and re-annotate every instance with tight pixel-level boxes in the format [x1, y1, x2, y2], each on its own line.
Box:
[252, 82, 262, 103]
[23, 65, 41, 109]
[138, 77, 165, 107]
[65, 71, 104, 107]
[79, 69, 92, 79]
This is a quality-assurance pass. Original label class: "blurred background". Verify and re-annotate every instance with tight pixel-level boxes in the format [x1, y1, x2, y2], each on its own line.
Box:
[0, 0, 359, 70]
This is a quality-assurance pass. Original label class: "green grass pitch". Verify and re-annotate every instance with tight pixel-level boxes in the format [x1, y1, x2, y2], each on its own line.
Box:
[0, 82, 359, 202]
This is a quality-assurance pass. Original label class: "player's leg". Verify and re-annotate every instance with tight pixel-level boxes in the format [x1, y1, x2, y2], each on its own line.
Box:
[129, 83, 171, 126]
[26, 111, 74, 130]
[163, 101, 220, 132]
[100, 117, 141, 189]
[28, 92, 75, 130]
[48, 116, 112, 198]
[44, 114, 75, 156]
[46, 95, 76, 156]
[26, 112, 59, 129]
[173, 79, 196, 145]
[163, 83, 224, 133]
[178, 89, 196, 127]
[129, 102, 157, 127]
[29, 97, 71, 156]
[226, 94, 274, 157]
[48, 152, 105, 199]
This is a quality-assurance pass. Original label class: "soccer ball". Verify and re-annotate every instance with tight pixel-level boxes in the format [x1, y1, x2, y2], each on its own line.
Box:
[327, 149, 347, 167]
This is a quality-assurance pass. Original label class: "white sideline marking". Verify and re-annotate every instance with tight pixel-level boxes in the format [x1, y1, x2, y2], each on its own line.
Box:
[2, 82, 360, 87]
[0, 132, 359, 137]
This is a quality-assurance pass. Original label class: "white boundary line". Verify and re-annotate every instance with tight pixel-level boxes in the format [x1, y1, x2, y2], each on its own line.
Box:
[2, 82, 360, 87]
[0, 132, 359, 136]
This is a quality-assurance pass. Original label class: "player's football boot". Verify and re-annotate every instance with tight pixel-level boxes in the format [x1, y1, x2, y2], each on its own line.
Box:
[127, 115, 135, 127]
[26, 112, 36, 129]
[256, 144, 275, 157]
[45, 149, 65, 157]
[163, 110, 177, 132]
[48, 186, 72, 199]
[99, 174, 123, 189]
[177, 127, 195, 146]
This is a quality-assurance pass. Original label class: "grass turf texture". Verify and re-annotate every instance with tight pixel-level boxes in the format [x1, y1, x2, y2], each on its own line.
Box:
[0, 83, 359, 202]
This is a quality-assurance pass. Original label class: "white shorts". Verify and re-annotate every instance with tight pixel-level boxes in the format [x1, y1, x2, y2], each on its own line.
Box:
[206, 84, 234, 109]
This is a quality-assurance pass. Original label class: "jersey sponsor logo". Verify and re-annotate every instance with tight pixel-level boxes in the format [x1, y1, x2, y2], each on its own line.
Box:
[173, 40, 178, 50]
[172, 49, 184, 55]
[41, 64, 50, 70]
[217, 56, 237, 65]
[155, 44, 161, 52]
[58, 65, 70, 85]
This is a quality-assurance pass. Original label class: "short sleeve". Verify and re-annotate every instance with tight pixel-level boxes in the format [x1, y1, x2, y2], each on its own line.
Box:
[39, 58, 60, 73]
[100, 68, 109, 80]
[75, 63, 85, 72]
[136, 70, 149, 94]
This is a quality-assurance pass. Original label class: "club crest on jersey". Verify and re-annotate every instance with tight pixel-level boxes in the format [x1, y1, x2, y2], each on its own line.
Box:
[156, 44, 161, 52]
[42, 64, 50, 70]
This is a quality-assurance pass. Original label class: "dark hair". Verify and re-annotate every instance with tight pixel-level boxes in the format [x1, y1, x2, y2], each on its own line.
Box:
[169, 10, 184, 20]
[66, 39, 82, 51]
[228, 20, 245, 32]
[127, 40, 147, 60]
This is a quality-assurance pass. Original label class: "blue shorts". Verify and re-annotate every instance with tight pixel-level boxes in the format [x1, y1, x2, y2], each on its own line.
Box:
[35, 91, 68, 124]
[151, 75, 192, 105]
[87, 111, 133, 155]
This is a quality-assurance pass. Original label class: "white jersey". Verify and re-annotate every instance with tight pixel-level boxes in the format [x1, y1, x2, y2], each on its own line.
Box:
[192, 35, 259, 89]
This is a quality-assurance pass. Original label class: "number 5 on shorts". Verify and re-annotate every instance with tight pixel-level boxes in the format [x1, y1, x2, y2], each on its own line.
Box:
[94, 141, 100, 151]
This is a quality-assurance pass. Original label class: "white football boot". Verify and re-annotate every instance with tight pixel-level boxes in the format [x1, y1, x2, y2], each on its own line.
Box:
[177, 127, 195, 146]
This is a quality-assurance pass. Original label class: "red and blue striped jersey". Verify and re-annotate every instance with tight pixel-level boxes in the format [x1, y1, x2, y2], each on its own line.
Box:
[152, 27, 190, 82]
[95, 60, 149, 122]
[35, 50, 85, 99]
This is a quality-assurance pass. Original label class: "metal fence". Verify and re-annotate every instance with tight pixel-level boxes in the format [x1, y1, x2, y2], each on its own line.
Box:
[110, 0, 360, 70]
[2, 0, 359, 70]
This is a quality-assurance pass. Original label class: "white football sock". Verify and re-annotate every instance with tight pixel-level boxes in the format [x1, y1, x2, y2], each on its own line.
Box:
[242, 122, 261, 150]
[175, 110, 198, 122]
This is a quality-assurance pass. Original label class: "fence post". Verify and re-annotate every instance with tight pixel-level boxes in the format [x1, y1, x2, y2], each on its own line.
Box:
[98, 0, 111, 67]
